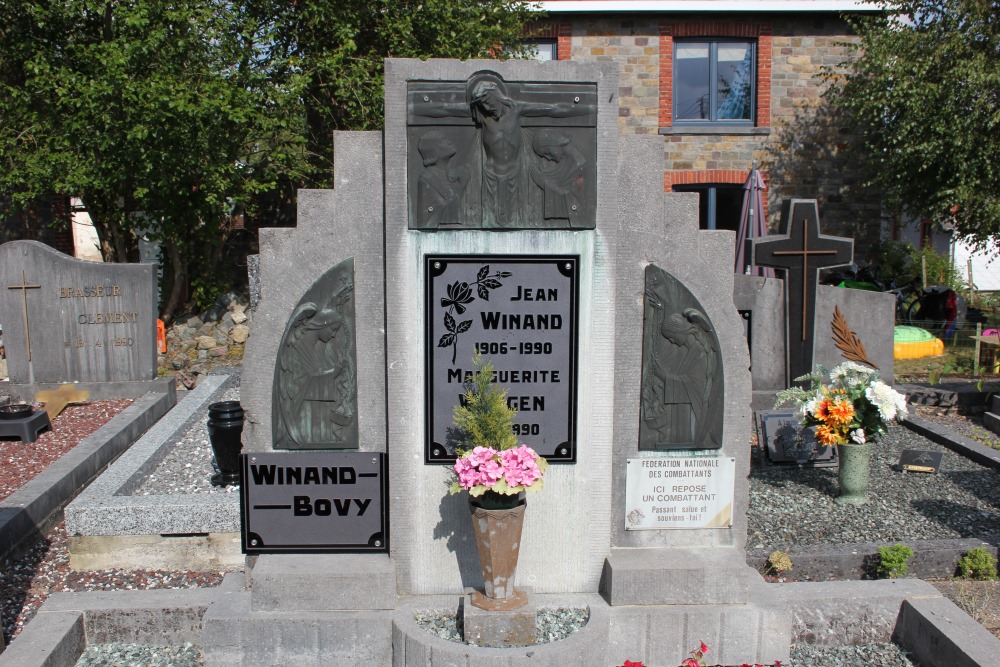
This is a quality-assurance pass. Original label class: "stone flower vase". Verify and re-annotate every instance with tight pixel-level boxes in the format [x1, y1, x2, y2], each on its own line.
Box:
[835, 441, 871, 505]
[207, 401, 244, 486]
[469, 492, 528, 611]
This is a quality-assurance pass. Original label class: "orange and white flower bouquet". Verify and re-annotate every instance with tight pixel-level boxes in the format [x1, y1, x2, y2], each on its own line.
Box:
[775, 361, 908, 446]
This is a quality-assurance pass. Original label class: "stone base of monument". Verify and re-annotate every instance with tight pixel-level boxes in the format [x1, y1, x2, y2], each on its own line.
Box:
[10, 576, 1000, 667]
[601, 546, 755, 605]
[461, 591, 536, 647]
[248, 553, 397, 611]
[64, 375, 242, 571]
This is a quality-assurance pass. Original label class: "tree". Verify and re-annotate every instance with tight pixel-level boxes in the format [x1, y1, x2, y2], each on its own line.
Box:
[0, 0, 300, 320]
[826, 0, 999, 246]
[0, 0, 539, 320]
[262, 0, 539, 184]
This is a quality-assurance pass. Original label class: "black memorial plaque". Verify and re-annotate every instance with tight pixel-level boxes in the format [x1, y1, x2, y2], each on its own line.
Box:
[758, 410, 837, 468]
[425, 255, 579, 464]
[898, 449, 943, 474]
[240, 451, 387, 554]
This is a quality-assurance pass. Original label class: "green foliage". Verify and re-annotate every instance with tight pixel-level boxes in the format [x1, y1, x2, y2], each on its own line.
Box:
[452, 353, 518, 452]
[917, 245, 965, 291]
[867, 239, 919, 288]
[825, 0, 1000, 246]
[957, 546, 999, 580]
[766, 550, 793, 575]
[0, 0, 539, 318]
[259, 0, 539, 184]
[876, 544, 914, 579]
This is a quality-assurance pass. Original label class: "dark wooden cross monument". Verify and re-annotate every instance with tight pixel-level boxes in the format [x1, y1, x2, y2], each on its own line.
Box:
[750, 199, 853, 385]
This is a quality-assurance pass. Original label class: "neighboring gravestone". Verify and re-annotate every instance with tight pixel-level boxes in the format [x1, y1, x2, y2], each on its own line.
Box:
[733, 275, 786, 398]
[814, 285, 895, 383]
[0, 240, 157, 383]
[750, 200, 853, 385]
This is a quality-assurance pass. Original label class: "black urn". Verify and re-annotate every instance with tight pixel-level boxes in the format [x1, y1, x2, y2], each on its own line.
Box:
[207, 401, 244, 486]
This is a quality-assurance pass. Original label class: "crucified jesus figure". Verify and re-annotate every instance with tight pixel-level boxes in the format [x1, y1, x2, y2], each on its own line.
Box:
[412, 72, 593, 227]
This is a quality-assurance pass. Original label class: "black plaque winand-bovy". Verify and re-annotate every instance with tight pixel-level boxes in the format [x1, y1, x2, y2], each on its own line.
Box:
[425, 255, 579, 464]
[240, 452, 388, 554]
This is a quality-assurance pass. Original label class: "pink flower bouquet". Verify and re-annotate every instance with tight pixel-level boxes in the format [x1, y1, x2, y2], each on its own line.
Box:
[449, 444, 547, 499]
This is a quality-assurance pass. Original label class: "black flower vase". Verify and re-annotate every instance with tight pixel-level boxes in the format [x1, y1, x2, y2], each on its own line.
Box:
[207, 401, 244, 486]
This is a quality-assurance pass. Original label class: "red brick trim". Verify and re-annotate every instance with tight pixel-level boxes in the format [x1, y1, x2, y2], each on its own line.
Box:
[665, 170, 770, 219]
[557, 22, 572, 61]
[658, 24, 673, 127]
[659, 21, 772, 129]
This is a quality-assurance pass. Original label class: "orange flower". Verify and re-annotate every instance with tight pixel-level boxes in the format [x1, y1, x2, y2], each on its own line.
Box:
[814, 424, 842, 446]
[826, 398, 855, 426]
[814, 398, 831, 421]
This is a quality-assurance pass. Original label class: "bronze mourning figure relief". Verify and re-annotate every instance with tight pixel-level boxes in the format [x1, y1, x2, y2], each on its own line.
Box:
[273, 258, 359, 450]
[640, 265, 724, 450]
[407, 71, 597, 229]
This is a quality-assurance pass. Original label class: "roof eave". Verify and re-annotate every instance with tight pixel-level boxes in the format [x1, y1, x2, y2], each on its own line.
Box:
[538, 1, 883, 13]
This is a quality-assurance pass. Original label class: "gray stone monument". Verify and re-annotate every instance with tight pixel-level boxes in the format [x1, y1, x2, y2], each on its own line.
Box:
[219, 59, 788, 667]
[0, 240, 157, 385]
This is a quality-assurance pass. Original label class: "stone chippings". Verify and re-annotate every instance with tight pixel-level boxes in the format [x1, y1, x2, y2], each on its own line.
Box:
[134, 375, 241, 496]
[748, 422, 1000, 550]
[75, 642, 203, 667]
[413, 606, 590, 646]
[412, 607, 918, 665]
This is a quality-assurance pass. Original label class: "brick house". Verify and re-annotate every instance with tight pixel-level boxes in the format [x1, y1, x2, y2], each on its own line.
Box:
[532, 0, 883, 256]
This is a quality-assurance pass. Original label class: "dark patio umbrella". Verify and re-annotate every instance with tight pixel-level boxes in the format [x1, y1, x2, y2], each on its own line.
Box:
[734, 162, 774, 278]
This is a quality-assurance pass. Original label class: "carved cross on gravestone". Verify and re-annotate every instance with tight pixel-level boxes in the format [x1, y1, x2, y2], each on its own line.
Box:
[6, 270, 40, 362]
[750, 200, 853, 385]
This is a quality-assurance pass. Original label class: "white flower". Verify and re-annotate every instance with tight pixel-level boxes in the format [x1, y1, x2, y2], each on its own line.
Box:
[800, 394, 821, 418]
[830, 361, 874, 383]
[865, 380, 906, 422]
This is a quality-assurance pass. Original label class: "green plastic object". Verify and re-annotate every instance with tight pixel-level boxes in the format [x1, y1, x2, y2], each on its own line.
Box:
[894, 325, 936, 343]
[836, 280, 880, 292]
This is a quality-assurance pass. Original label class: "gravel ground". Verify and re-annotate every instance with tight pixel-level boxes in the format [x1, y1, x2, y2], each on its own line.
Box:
[0, 400, 132, 501]
[76, 642, 203, 667]
[134, 375, 241, 496]
[0, 520, 226, 645]
[414, 608, 920, 665]
[748, 420, 1000, 550]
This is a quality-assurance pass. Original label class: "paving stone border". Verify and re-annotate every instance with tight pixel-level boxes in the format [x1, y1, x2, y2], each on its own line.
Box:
[64, 375, 241, 571]
[3, 579, 999, 667]
[0, 379, 176, 562]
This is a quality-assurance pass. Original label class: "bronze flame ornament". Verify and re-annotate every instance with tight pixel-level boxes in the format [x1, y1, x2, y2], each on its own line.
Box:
[469, 498, 529, 611]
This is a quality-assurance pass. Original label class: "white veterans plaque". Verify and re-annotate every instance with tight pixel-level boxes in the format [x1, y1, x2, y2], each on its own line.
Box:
[624, 455, 735, 529]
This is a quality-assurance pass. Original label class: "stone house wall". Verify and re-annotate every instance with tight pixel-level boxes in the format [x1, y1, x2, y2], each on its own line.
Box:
[532, 13, 880, 248]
